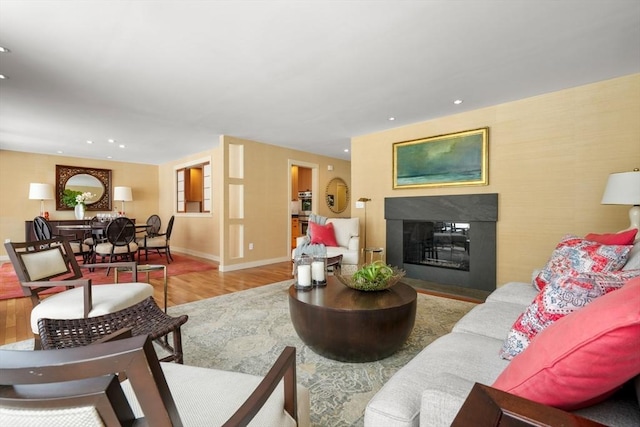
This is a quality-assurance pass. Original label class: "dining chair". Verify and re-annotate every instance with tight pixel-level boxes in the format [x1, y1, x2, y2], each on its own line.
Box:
[138, 215, 175, 263]
[0, 335, 311, 426]
[32, 215, 92, 263]
[4, 237, 154, 349]
[93, 217, 139, 272]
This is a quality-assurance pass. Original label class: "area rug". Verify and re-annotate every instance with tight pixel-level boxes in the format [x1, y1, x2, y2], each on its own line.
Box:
[0, 254, 217, 300]
[1, 280, 476, 426]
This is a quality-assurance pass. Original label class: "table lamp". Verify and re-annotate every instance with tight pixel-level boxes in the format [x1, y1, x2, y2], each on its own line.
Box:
[601, 168, 640, 230]
[114, 186, 133, 215]
[28, 183, 54, 217]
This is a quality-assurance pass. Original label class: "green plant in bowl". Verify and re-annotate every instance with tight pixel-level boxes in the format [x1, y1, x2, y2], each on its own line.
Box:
[336, 260, 405, 291]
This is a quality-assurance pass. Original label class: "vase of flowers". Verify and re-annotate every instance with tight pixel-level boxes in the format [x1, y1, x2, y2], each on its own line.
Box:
[63, 190, 95, 220]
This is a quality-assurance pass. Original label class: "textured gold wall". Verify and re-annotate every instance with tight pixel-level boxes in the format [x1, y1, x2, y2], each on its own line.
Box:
[0, 151, 159, 254]
[351, 74, 640, 285]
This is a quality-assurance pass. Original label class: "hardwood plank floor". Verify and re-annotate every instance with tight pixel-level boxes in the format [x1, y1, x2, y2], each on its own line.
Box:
[0, 255, 293, 346]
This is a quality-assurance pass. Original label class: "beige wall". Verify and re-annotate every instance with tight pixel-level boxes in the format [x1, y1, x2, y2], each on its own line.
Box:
[0, 151, 159, 255]
[217, 135, 351, 270]
[0, 138, 350, 267]
[351, 73, 640, 286]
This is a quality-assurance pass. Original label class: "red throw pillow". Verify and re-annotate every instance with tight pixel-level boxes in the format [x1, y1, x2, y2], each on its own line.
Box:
[309, 221, 339, 246]
[493, 277, 640, 411]
[585, 229, 637, 245]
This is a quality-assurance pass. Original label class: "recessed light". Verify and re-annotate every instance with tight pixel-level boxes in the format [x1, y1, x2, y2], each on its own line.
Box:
[108, 139, 115, 143]
[107, 156, 113, 159]
[0, 47, 10, 53]
[0, 75, 7, 79]
[118, 144, 125, 148]
[388, 117, 396, 121]
[86, 140, 93, 144]
[344, 148, 349, 153]
[57, 150, 63, 154]
[454, 99, 463, 105]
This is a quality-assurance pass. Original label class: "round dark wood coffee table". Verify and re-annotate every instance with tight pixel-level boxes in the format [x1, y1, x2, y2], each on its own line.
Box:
[288, 276, 417, 362]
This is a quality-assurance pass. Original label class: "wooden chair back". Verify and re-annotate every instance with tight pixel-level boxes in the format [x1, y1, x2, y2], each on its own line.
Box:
[0, 335, 182, 426]
[32, 216, 54, 240]
[4, 237, 83, 302]
[165, 215, 175, 239]
[146, 214, 162, 237]
[0, 335, 300, 427]
[105, 217, 137, 247]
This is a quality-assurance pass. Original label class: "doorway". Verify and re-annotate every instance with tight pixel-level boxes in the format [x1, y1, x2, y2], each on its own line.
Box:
[288, 160, 318, 253]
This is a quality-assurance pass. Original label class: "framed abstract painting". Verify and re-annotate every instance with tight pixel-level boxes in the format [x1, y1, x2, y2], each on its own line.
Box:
[393, 127, 489, 189]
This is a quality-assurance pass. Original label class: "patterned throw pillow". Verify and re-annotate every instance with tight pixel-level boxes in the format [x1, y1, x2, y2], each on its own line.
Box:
[500, 270, 640, 360]
[533, 235, 632, 292]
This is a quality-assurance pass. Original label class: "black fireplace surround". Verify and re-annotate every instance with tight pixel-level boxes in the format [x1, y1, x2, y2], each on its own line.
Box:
[385, 194, 498, 292]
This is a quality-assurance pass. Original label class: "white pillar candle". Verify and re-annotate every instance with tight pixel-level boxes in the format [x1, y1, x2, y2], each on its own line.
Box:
[297, 264, 312, 287]
[312, 261, 325, 282]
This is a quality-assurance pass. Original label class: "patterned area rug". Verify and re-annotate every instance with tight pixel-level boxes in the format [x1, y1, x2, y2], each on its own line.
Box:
[169, 280, 476, 426]
[1, 280, 476, 426]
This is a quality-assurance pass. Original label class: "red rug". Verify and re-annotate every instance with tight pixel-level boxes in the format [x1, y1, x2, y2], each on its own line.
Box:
[0, 254, 217, 301]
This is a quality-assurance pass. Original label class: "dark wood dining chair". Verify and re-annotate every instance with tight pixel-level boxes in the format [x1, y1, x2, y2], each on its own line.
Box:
[32, 215, 92, 263]
[138, 215, 175, 263]
[93, 217, 139, 273]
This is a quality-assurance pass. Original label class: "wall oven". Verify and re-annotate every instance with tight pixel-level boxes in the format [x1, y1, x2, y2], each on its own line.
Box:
[298, 191, 312, 234]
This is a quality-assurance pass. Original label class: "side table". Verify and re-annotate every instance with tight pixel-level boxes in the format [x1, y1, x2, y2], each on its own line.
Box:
[363, 247, 384, 264]
[115, 264, 168, 312]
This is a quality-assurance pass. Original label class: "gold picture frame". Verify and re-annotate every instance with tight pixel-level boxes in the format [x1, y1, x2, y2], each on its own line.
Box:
[393, 127, 489, 189]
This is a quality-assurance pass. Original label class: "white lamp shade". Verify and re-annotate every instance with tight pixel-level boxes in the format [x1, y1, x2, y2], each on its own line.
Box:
[601, 171, 640, 205]
[28, 183, 54, 200]
[114, 186, 133, 202]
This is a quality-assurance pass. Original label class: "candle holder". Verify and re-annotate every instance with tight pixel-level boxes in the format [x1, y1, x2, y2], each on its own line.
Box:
[294, 255, 313, 291]
[311, 255, 327, 287]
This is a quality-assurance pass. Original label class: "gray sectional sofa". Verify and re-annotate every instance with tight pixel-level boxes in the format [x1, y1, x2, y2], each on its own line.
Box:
[364, 280, 640, 427]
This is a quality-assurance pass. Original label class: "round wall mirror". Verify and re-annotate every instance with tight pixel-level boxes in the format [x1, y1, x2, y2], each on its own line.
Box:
[65, 174, 104, 205]
[325, 177, 350, 214]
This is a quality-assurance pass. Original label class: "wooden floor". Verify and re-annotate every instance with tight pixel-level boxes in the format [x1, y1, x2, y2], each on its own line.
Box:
[0, 255, 294, 346]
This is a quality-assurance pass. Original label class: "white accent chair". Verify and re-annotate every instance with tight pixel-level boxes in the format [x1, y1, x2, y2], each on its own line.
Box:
[292, 217, 360, 267]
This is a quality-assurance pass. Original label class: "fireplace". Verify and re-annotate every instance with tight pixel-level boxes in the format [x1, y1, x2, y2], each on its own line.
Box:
[386, 194, 498, 292]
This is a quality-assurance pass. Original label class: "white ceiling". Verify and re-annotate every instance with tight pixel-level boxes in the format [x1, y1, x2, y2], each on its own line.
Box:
[1, 1, 639, 165]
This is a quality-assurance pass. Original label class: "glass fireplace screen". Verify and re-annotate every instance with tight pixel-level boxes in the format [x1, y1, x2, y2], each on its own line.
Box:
[403, 221, 470, 271]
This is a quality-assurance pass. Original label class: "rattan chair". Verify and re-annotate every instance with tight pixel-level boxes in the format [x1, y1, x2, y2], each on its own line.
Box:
[0, 335, 310, 426]
[38, 296, 188, 363]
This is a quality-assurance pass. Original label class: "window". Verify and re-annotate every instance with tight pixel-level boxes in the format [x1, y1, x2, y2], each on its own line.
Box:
[176, 160, 211, 213]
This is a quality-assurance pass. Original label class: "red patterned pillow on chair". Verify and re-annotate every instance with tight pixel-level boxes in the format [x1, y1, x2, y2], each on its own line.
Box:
[309, 221, 339, 247]
[533, 235, 632, 292]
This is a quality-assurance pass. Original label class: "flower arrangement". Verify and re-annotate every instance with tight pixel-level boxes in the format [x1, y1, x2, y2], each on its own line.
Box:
[62, 189, 95, 207]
